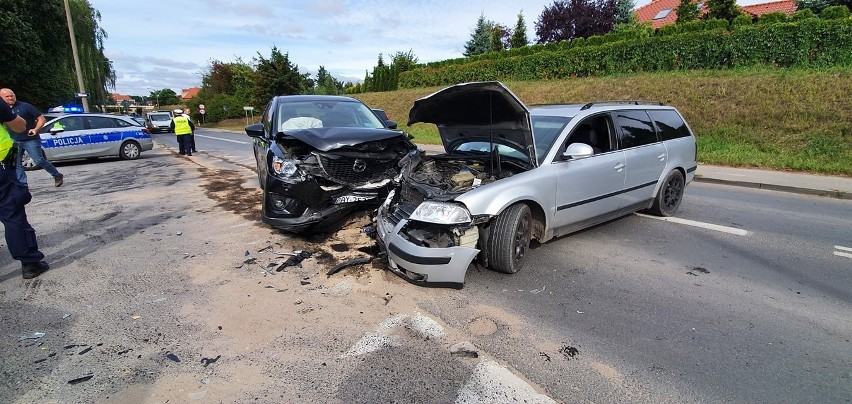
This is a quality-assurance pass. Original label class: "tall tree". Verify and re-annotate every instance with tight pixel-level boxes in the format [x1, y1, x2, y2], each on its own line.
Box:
[510, 12, 530, 48]
[464, 14, 494, 56]
[315, 66, 343, 95]
[252, 47, 313, 105]
[490, 23, 510, 52]
[535, 0, 619, 44]
[614, 0, 636, 24]
[705, 0, 742, 21]
[0, 0, 113, 110]
[795, 0, 851, 14]
[676, 0, 701, 22]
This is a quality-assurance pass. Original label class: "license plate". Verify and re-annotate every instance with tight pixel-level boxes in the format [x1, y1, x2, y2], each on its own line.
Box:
[332, 195, 376, 204]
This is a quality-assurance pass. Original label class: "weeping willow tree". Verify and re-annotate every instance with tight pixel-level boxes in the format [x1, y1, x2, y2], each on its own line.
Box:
[0, 0, 114, 110]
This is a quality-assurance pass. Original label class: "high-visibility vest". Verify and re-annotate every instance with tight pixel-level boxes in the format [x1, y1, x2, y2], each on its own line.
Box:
[173, 115, 192, 135]
[0, 125, 14, 161]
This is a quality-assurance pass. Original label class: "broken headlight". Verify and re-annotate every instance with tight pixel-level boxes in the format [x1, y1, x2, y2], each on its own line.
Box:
[409, 201, 471, 224]
[272, 156, 299, 177]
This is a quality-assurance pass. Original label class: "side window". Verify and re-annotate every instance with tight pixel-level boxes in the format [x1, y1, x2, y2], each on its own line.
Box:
[615, 110, 657, 148]
[48, 116, 84, 131]
[85, 116, 117, 129]
[114, 118, 132, 127]
[649, 110, 691, 141]
[563, 114, 615, 155]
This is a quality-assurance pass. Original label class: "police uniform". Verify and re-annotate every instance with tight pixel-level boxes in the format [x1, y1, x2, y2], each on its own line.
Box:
[169, 111, 195, 156]
[0, 102, 49, 279]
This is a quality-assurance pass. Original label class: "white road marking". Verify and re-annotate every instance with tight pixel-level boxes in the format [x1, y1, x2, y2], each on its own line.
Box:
[635, 213, 749, 236]
[341, 313, 445, 358]
[196, 134, 249, 145]
[834, 246, 852, 259]
[456, 361, 557, 404]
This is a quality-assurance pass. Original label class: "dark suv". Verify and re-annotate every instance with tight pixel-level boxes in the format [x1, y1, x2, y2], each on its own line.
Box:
[245, 95, 416, 233]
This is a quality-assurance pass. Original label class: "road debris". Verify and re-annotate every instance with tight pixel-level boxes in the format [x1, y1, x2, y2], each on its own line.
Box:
[450, 341, 479, 358]
[559, 345, 580, 360]
[275, 251, 312, 271]
[19, 332, 45, 341]
[67, 374, 94, 385]
[326, 257, 372, 277]
[166, 353, 180, 362]
[201, 355, 221, 367]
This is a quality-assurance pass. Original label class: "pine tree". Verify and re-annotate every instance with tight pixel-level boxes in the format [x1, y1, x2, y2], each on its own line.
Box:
[509, 12, 529, 48]
[463, 14, 494, 57]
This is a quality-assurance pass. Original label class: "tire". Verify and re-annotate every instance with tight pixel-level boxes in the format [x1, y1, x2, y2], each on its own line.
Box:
[20, 150, 41, 171]
[648, 170, 685, 217]
[486, 203, 532, 274]
[119, 141, 141, 160]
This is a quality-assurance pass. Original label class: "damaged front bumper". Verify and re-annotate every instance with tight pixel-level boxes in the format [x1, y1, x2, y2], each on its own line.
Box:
[263, 174, 388, 232]
[375, 195, 479, 289]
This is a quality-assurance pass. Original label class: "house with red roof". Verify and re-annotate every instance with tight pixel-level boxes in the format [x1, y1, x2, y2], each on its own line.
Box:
[181, 87, 200, 101]
[636, 0, 797, 29]
[111, 93, 134, 103]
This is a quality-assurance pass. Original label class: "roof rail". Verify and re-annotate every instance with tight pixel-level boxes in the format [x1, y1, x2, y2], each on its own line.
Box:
[580, 100, 664, 110]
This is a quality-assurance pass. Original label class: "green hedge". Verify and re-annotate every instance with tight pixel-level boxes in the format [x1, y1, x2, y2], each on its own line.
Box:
[400, 19, 852, 88]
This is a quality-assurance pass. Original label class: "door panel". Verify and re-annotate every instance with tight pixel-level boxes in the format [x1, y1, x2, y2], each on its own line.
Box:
[40, 116, 91, 160]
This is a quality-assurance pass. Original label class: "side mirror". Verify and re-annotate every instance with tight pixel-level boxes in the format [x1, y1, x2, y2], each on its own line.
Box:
[49, 127, 65, 134]
[385, 120, 398, 129]
[562, 143, 594, 160]
[245, 123, 264, 138]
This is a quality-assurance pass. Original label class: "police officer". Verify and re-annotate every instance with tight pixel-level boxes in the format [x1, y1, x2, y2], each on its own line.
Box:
[0, 101, 49, 279]
[169, 109, 195, 156]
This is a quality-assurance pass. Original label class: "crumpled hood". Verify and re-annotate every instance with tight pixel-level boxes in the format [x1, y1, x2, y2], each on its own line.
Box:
[276, 127, 406, 151]
[408, 81, 536, 166]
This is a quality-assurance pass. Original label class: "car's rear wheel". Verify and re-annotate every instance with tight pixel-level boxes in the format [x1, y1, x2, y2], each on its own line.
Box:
[119, 141, 141, 160]
[648, 169, 685, 217]
[487, 203, 532, 274]
[20, 150, 41, 171]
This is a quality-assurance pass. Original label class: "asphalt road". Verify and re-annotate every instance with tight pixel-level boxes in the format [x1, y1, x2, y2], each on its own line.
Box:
[2, 128, 848, 402]
[166, 128, 852, 402]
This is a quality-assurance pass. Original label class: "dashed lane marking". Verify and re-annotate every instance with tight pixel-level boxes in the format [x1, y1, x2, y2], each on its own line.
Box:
[635, 213, 749, 236]
[834, 245, 852, 259]
[456, 361, 558, 404]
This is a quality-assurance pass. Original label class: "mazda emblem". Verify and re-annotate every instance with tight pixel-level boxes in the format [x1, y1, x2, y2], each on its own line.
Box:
[352, 159, 367, 173]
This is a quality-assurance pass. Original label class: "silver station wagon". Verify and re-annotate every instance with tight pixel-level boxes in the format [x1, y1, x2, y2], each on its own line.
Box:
[375, 81, 697, 288]
[23, 113, 154, 170]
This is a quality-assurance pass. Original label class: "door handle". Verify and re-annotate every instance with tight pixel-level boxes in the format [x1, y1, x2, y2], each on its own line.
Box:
[614, 163, 625, 172]
[657, 154, 666, 161]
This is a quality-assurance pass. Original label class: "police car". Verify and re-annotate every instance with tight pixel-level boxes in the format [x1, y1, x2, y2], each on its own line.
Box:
[22, 113, 154, 170]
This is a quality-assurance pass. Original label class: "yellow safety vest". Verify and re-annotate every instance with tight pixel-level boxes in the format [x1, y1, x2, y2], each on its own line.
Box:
[0, 124, 14, 161]
[173, 115, 192, 135]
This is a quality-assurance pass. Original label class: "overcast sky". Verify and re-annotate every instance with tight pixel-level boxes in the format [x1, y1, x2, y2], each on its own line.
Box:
[88, 0, 766, 96]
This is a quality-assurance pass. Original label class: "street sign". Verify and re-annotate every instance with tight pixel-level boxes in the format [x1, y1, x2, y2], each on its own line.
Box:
[243, 106, 254, 111]
[75, 92, 90, 98]
[199, 103, 206, 115]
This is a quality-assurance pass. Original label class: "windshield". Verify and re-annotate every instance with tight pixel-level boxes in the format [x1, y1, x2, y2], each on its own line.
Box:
[150, 114, 171, 122]
[276, 100, 385, 132]
[532, 115, 571, 162]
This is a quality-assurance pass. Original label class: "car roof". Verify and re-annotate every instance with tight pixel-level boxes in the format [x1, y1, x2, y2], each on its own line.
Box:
[530, 102, 678, 117]
[273, 95, 361, 103]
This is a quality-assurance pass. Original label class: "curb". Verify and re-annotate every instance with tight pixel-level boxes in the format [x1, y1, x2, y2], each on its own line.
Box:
[693, 176, 850, 200]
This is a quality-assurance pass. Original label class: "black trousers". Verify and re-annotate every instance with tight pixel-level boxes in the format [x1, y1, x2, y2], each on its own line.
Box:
[177, 134, 192, 155]
[0, 163, 44, 264]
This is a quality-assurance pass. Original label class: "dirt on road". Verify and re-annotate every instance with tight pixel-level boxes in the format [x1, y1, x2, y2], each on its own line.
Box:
[0, 145, 462, 403]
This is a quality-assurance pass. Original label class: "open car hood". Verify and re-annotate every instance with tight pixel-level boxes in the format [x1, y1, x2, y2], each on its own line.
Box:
[408, 81, 537, 167]
[276, 127, 406, 152]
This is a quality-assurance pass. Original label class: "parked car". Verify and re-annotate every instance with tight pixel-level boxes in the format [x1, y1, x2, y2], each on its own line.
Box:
[145, 111, 173, 133]
[374, 81, 697, 288]
[22, 113, 154, 170]
[245, 95, 417, 233]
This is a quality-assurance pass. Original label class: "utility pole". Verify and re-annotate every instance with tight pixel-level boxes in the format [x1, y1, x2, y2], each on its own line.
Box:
[63, 0, 89, 112]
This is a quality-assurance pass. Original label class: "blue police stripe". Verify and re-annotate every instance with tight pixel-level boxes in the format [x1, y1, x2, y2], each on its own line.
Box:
[41, 129, 150, 149]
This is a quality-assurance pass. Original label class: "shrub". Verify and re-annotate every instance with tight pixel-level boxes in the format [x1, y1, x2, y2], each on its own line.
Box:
[791, 9, 816, 20]
[758, 12, 789, 24]
[821, 5, 850, 19]
[732, 14, 754, 26]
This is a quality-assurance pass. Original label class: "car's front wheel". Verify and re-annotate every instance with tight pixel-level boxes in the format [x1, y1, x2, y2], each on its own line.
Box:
[487, 203, 532, 274]
[648, 169, 685, 217]
[119, 141, 141, 160]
